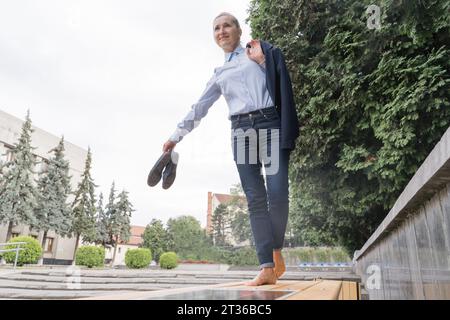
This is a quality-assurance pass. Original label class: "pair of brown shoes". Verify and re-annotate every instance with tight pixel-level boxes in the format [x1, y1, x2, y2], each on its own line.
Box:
[147, 151, 179, 189]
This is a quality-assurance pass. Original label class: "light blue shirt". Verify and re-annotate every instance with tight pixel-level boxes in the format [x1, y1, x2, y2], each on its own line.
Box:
[169, 43, 274, 142]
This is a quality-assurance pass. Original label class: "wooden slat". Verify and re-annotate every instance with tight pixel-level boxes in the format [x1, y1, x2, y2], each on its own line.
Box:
[338, 281, 359, 300]
[275, 280, 321, 293]
[283, 280, 342, 300]
[224, 280, 299, 291]
[348, 281, 359, 300]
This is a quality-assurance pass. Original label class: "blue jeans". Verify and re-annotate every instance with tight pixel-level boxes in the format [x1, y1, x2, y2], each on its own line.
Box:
[230, 106, 291, 268]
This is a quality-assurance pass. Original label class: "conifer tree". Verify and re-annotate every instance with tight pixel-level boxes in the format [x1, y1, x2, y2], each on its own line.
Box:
[211, 204, 231, 247]
[0, 112, 38, 241]
[248, 0, 450, 252]
[110, 189, 133, 265]
[34, 137, 73, 251]
[95, 193, 110, 246]
[70, 148, 97, 260]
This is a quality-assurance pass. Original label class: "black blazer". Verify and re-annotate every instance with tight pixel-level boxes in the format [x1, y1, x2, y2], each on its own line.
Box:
[260, 40, 300, 151]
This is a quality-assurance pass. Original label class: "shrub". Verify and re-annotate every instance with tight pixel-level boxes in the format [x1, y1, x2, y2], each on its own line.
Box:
[227, 247, 259, 266]
[159, 252, 178, 269]
[125, 248, 152, 269]
[1, 236, 42, 266]
[314, 247, 330, 263]
[295, 248, 314, 263]
[75, 246, 105, 268]
[330, 247, 351, 262]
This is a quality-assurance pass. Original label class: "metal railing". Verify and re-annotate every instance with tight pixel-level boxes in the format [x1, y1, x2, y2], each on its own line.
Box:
[0, 242, 26, 269]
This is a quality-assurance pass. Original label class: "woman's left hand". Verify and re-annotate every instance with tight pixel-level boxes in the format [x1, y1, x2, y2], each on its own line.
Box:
[245, 39, 265, 65]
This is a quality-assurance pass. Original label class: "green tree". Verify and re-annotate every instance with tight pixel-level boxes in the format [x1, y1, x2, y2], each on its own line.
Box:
[110, 189, 133, 265]
[231, 211, 253, 246]
[229, 184, 252, 246]
[142, 219, 169, 262]
[70, 148, 97, 261]
[33, 137, 72, 252]
[248, 0, 450, 253]
[0, 112, 38, 241]
[95, 193, 110, 246]
[211, 204, 231, 247]
[166, 215, 208, 259]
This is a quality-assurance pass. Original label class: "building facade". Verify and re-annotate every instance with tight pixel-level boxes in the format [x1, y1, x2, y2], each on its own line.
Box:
[0, 110, 88, 264]
[105, 225, 146, 266]
[206, 191, 249, 246]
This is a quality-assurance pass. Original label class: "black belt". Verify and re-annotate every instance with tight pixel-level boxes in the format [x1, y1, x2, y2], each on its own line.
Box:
[230, 106, 277, 121]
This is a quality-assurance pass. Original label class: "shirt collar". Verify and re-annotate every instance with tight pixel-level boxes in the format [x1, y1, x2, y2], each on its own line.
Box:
[224, 43, 245, 62]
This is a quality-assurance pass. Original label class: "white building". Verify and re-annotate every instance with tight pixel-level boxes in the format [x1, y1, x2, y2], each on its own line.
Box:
[0, 110, 88, 264]
[104, 225, 146, 266]
[206, 191, 249, 247]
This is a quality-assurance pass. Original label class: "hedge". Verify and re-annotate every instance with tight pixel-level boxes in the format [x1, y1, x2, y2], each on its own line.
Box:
[1, 236, 42, 266]
[75, 246, 105, 268]
[159, 252, 178, 269]
[125, 248, 152, 269]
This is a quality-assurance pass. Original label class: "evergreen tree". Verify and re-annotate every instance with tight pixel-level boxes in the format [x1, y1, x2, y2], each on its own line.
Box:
[248, 0, 450, 253]
[70, 147, 97, 260]
[104, 182, 117, 245]
[228, 184, 253, 245]
[95, 193, 110, 246]
[231, 211, 253, 246]
[34, 137, 73, 251]
[142, 218, 169, 262]
[110, 188, 133, 265]
[211, 204, 231, 247]
[0, 112, 38, 241]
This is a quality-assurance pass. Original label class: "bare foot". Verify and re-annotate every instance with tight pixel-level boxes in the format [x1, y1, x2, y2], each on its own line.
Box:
[245, 268, 277, 286]
[273, 250, 286, 279]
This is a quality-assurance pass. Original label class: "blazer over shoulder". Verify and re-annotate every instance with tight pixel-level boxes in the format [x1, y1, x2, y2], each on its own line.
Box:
[260, 40, 300, 151]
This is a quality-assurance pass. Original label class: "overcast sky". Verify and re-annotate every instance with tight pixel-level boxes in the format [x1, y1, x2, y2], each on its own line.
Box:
[0, 0, 253, 228]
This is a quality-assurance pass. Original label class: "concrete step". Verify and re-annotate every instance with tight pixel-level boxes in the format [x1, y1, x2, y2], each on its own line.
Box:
[16, 269, 359, 281]
[0, 278, 218, 291]
[0, 288, 136, 300]
[0, 273, 245, 284]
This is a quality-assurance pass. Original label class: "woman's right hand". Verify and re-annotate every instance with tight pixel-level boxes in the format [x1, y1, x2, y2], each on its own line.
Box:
[163, 140, 177, 153]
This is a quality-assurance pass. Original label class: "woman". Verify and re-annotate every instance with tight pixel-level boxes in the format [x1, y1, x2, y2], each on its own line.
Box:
[162, 12, 299, 286]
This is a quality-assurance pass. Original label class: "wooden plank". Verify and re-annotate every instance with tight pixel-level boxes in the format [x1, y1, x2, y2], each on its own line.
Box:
[338, 282, 346, 300]
[349, 282, 359, 300]
[339, 281, 359, 300]
[224, 280, 300, 291]
[275, 280, 321, 292]
[283, 280, 342, 300]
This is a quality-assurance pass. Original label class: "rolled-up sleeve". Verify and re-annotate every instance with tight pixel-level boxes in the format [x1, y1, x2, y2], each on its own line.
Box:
[169, 72, 221, 143]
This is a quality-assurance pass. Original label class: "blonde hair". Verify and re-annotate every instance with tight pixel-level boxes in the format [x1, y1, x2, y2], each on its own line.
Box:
[213, 12, 241, 29]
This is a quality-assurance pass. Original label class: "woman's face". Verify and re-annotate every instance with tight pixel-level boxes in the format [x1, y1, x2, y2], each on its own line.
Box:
[213, 15, 241, 53]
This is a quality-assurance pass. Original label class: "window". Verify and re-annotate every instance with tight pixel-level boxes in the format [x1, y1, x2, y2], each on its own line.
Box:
[5, 148, 14, 162]
[45, 237, 54, 253]
[1, 146, 14, 163]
